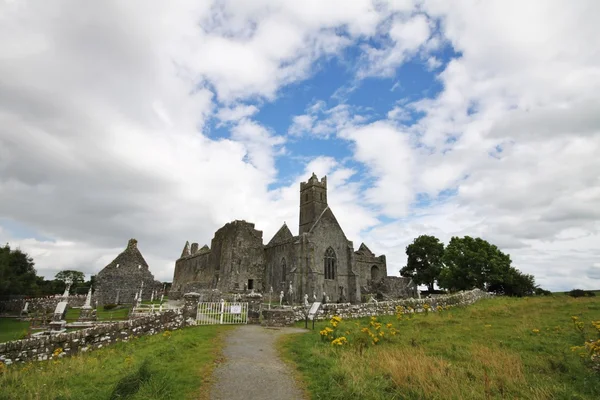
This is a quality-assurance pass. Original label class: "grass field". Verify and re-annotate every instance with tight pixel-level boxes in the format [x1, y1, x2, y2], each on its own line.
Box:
[282, 295, 600, 400]
[0, 325, 232, 400]
[65, 306, 132, 322]
[0, 318, 29, 343]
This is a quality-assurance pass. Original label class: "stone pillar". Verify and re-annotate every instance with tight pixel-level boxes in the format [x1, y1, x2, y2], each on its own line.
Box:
[182, 292, 201, 322]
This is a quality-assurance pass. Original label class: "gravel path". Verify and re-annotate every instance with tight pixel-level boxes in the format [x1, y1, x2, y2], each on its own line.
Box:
[209, 325, 308, 400]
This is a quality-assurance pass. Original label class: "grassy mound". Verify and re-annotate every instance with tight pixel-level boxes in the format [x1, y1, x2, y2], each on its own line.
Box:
[0, 325, 232, 400]
[282, 294, 600, 400]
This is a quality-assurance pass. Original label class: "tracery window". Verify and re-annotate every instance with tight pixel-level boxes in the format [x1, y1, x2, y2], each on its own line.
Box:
[324, 247, 336, 280]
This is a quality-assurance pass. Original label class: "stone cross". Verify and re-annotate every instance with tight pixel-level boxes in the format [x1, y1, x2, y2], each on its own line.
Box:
[21, 301, 29, 314]
[313, 292, 317, 302]
[150, 290, 154, 302]
[288, 281, 294, 305]
[279, 291, 284, 306]
[62, 278, 73, 298]
[83, 287, 93, 309]
[304, 293, 309, 307]
[417, 288, 421, 300]
[160, 294, 164, 303]
[115, 289, 120, 305]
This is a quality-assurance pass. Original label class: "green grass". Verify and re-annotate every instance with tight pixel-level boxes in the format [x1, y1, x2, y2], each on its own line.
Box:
[281, 295, 600, 400]
[64, 306, 131, 322]
[0, 318, 29, 343]
[0, 325, 232, 400]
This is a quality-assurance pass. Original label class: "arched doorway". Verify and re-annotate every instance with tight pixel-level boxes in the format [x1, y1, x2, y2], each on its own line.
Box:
[371, 265, 380, 282]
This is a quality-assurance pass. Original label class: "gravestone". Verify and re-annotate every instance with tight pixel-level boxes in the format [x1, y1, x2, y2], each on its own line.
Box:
[49, 301, 68, 331]
[79, 287, 96, 321]
[20, 301, 29, 316]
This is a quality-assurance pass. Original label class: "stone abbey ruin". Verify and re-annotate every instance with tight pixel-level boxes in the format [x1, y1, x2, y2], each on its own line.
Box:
[95, 239, 163, 305]
[171, 174, 416, 303]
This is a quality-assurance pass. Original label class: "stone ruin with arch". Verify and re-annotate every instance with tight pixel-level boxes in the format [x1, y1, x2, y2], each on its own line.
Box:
[170, 173, 417, 304]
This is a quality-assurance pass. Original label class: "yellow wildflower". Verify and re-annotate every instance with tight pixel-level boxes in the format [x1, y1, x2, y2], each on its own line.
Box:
[485, 324, 492, 328]
[331, 337, 348, 346]
[532, 329, 540, 334]
[379, 331, 385, 337]
[386, 323, 393, 329]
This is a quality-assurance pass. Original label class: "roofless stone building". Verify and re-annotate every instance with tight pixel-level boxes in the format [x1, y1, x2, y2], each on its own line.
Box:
[171, 174, 417, 303]
[95, 239, 161, 305]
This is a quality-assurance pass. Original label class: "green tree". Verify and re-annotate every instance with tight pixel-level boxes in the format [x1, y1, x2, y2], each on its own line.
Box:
[55, 270, 85, 285]
[400, 235, 445, 291]
[439, 236, 536, 296]
[0, 243, 38, 296]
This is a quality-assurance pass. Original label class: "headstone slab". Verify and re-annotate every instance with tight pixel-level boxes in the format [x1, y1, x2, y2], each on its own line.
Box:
[53, 301, 68, 321]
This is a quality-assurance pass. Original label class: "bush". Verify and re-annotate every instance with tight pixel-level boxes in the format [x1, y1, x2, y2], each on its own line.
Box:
[535, 287, 553, 296]
[103, 304, 118, 311]
[567, 289, 596, 298]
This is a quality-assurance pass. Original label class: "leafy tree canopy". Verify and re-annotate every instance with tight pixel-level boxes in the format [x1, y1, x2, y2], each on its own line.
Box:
[400, 235, 444, 291]
[0, 243, 38, 297]
[55, 270, 85, 285]
[438, 236, 536, 296]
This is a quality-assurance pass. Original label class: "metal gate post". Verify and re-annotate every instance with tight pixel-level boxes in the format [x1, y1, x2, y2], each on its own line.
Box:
[220, 299, 225, 324]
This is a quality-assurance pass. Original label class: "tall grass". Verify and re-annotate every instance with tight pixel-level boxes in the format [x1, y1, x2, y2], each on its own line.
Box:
[282, 295, 600, 399]
[0, 325, 232, 400]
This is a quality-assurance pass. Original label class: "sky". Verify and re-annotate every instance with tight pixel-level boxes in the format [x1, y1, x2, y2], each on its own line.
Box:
[1, 0, 599, 292]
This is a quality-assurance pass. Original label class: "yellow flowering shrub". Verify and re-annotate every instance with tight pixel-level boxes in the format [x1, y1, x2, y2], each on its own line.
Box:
[570, 318, 600, 373]
[52, 348, 63, 358]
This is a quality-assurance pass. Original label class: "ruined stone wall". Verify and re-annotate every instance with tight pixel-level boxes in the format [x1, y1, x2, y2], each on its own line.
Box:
[264, 239, 297, 294]
[170, 249, 212, 299]
[355, 254, 387, 290]
[0, 296, 88, 315]
[210, 220, 265, 293]
[290, 289, 491, 321]
[0, 310, 184, 365]
[375, 276, 417, 299]
[306, 211, 360, 303]
[95, 239, 157, 305]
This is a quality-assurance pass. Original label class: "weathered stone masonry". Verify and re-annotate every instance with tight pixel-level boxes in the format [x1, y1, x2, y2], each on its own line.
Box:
[0, 310, 184, 365]
[171, 174, 417, 303]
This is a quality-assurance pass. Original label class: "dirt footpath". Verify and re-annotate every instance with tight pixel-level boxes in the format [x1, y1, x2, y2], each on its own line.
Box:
[209, 325, 308, 400]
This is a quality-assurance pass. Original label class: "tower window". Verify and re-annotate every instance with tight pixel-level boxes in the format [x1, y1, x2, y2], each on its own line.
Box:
[320, 193, 323, 201]
[247, 279, 254, 290]
[305, 193, 308, 201]
[281, 257, 287, 281]
[324, 247, 336, 280]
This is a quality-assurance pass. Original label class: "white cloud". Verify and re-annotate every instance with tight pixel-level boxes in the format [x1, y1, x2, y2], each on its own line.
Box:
[1, 0, 598, 294]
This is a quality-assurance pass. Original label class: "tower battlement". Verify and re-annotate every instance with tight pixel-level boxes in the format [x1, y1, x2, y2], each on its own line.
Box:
[300, 173, 327, 190]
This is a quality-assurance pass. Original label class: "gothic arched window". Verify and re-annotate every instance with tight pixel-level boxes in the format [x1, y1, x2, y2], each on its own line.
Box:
[324, 247, 336, 280]
[281, 257, 287, 281]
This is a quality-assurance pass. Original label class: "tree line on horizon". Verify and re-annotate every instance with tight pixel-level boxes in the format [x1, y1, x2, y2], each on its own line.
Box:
[0, 243, 93, 299]
[400, 235, 549, 297]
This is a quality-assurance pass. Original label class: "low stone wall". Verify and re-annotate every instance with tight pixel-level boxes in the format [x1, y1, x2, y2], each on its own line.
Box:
[0, 310, 184, 365]
[0, 295, 89, 315]
[291, 289, 490, 321]
[261, 309, 295, 327]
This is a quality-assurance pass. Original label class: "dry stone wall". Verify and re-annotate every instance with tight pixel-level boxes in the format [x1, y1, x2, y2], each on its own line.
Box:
[291, 289, 490, 321]
[0, 310, 184, 365]
[0, 295, 88, 315]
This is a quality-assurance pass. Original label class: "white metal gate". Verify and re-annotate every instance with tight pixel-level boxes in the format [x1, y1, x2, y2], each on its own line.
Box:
[196, 301, 249, 325]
